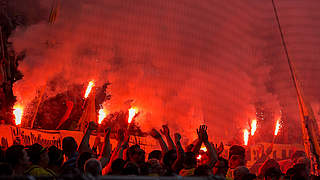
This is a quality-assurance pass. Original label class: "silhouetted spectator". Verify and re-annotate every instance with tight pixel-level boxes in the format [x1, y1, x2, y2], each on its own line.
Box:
[5, 145, 30, 175]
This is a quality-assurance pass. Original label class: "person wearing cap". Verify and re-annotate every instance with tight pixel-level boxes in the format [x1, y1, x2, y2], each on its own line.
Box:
[226, 145, 246, 180]
[25, 143, 55, 177]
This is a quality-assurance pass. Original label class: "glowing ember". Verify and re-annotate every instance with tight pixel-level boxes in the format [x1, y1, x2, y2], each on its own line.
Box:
[197, 154, 202, 160]
[128, 107, 138, 123]
[251, 119, 257, 136]
[274, 120, 281, 136]
[84, 80, 95, 98]
[13, 105, 24, 125]
[98, 108, 107, 124]
[244, 129, 249, 146]
[200, 146, 207, 152]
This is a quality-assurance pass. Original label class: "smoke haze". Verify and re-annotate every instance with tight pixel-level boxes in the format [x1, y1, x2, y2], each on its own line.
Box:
[8, 0, 320, 143]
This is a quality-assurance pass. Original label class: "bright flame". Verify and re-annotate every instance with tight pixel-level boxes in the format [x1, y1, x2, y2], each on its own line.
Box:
[98, 108, 107, 124]
[200, 146, 207, 152]
[84, 80, 95, 98]
[13, 105, 24, 125]
[244, 129, 249, 146]
[128, 107, 138, 123]
[197, 155, 202, 160]
[251, 119, 257, 136]
[274, 120, 281, 136]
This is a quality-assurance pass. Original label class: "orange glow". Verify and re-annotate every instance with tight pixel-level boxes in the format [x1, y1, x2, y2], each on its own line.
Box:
[98, 108, 107, 124]
[274, 120, 281, 136]
[251, 119, 257, 136]
[197, 154, 202, 160]
[13, 105, 24, 125]
[84, 80, 95, 98]
[128, 107, 138, 123]
[244, 129, 249, 146]
[200, 146, 207, 152]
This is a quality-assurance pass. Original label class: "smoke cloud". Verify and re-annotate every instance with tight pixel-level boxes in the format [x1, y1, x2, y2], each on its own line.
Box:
[8, 0, 320, 143]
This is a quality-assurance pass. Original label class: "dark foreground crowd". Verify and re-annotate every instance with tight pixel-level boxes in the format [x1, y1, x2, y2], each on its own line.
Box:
[0, 122, 317, 180]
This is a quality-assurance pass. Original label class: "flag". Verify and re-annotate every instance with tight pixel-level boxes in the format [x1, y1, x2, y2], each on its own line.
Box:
[78, 88, 97, 132]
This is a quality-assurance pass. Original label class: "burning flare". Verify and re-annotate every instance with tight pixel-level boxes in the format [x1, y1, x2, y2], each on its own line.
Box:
[274, 120, 281, 136]
[98, 108, 107, 124]
[244, 129, 249, 146]
[128, 107, 138, 123]
[13, 105, 24, 125]
[251, 119, 257, 136]
[200, 146, 207, 152]
[197, 155, 202, 160]
[84, 80, 95, 98]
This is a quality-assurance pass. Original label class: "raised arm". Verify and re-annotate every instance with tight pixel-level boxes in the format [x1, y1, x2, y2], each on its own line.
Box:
[150, 128, 168, 156]
[103, 128, 126, 175]
[100, 127, 111, 168]
[78, 121, 97, 154]
[192, 126, 204, 154]
[160, 125, 176, 151]
[200, 125, 218, 168]
[172, 133, 184, 172]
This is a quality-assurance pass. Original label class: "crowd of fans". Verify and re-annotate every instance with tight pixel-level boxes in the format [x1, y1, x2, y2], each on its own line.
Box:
[0, 122, 317, 180]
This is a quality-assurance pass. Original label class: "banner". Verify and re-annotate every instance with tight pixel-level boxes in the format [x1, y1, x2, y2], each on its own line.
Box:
[0, 125, 159, 154]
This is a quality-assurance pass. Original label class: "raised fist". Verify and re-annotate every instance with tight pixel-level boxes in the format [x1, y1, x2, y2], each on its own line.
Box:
[160, 125, 170, 136]
[150, 129, 162, 139]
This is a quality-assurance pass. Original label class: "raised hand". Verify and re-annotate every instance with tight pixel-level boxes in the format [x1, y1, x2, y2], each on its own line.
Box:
[174, 133, 182, 144]
[197, 125, 208, 142]
[150, 128, 162, 139]
[216, 142, 224, 155]
[160, 125, 170, 136]
[117, 128, 125, 142]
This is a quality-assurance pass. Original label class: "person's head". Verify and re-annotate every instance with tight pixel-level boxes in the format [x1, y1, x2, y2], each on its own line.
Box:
[126, 145, 140, 162]
[137, 149, 146, 164]
[291, 163, 308, 180]
[229, 155, 245, 169]
[297, 156, 311, 176]
[213, 157, 229, 177]
[5, 145, 30, 169]
[258, 159, 280, 178]
[84, 158, 102, 176]
[229, 145, 245, 160]
[0, 162, 13, 176]
[122, 162, 140, 175]
[26, 143, 49, 167]
[62, 137, 78, 157]
[162, 150, 177, 168]
[110, 158, 125, 175]
[78, 152, 93, 173]
[148, 150, 162, 160]
[291, 151, 306, 164]
[183, 152, 197, 169]
[264, 167, 283, 180]
[233, 166, 249, 180]
[194, 165, 213, 176]
[229, 145, 245, 169]
[147, 159, 163, 176]
[48, 145, 64, 168]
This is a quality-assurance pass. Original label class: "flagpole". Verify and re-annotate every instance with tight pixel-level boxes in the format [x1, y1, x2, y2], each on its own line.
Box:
[271, 0, 320, 175]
